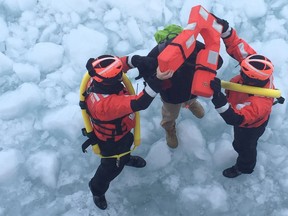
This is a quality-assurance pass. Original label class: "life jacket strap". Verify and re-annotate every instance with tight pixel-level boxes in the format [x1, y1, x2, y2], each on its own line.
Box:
[195, 64, 217, 74]
[169, 42, 186, 62]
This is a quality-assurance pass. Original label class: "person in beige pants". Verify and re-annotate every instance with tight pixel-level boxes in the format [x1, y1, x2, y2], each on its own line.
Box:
[144, 37, 222, 148]
[123, 39, 222, 149]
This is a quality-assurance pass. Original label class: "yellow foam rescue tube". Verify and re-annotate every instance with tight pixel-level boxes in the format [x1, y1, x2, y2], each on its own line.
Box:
[79, 72, 93, 134]
[79, 72, 141, 155]
[221, 80, 281, 98]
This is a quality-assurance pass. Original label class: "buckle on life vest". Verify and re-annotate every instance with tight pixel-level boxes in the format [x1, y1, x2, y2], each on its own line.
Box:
[81, 128, 95, 138]
[79, 101, 86, 110]
[81, 128, 88, 137]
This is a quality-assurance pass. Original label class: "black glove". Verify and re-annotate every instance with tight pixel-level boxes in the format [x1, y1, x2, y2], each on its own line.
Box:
[210, 77, 222, 95]
[131, 55, 158, 80]
[210, 77, 227, 108]
[211, 13, 231, 38]
[145, 74, 162, 93]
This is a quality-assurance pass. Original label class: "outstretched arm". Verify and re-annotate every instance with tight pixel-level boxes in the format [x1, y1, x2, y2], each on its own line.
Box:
[93, 68, 173, 121]
[130, 68, 173, 112]
[212, 14, 257, 62]
[223, 29, 257, 62]
[210, 77, 244, 126]
[120, 55, 157, 80]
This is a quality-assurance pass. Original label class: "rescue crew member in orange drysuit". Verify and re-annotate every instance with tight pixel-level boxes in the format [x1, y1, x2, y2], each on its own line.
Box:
[210, 15, 275, 178]
[84, 55, 173, 209]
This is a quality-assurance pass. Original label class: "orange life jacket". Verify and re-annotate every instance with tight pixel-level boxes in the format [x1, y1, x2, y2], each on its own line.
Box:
[226, 75, 274, 128]
[84, 79, 135, 142]
[157, 5, 222, 97]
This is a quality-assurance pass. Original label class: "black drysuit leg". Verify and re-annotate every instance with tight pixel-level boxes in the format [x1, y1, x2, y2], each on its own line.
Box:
[89, 132, 133, 196]
[90, 154, 130, 196]
[232, 121, 268, 174]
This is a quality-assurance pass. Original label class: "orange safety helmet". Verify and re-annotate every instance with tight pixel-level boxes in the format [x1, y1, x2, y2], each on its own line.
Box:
[240, 54, 274, 81]
[86, 55, 123, 84]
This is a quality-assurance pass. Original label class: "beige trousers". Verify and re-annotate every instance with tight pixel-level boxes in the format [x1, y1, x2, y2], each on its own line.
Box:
[160, 100, 182, 130]
[160, 99, 197, 130]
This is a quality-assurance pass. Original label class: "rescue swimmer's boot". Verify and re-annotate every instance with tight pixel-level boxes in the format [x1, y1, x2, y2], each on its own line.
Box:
[222, 165, 242, 178]
[187, 98, 204, 119]
[126, 155, 146, 168]
[165, 125, 178, 149]
[89, 181, 107, 210]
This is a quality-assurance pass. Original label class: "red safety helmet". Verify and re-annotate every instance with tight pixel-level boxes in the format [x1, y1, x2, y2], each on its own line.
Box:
[86, 55, 123, 84]
[240, 54, 274, 81]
